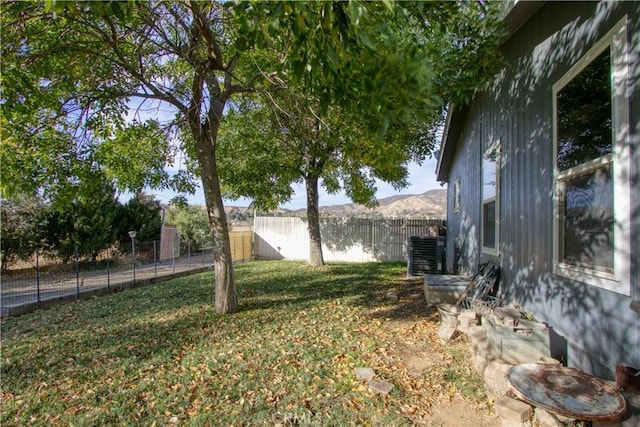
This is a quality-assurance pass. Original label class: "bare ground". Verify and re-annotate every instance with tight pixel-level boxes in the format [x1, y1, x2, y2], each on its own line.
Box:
[366, 277, 499, 426]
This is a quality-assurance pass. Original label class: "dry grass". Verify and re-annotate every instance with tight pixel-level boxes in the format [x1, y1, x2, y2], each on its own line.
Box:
[1, 260, 495, 426]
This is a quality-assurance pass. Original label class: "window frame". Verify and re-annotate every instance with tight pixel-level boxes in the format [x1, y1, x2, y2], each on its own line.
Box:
[551, 16, 631, 296]
[453, 177, 461, 213]
[481, 140, 500, 257]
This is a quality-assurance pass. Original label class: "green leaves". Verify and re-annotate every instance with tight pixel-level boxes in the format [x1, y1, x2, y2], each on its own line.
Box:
[217, 104, 300, 211]
[2, 0, 504, 205]
[95, 120, 173, 193]
[44, 0, 139, 21]
[164, 204, 211, 249]
[230, 0, 503, 135]
[348, 1, 367, 27]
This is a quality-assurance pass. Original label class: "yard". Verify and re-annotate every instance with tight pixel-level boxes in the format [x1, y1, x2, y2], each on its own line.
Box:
[1, 260, 497, 426]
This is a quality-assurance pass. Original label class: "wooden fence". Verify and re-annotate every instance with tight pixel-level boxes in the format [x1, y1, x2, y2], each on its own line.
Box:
[254, 217, 445, 262]
[229, 231, 253, 262]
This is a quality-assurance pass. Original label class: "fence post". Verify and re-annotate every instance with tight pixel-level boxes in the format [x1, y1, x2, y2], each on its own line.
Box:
[132, 237, 136, 286]
[106, 246, 111, 292]
[120, 242, 125, 291]
[35, 250, 41, 307]
[188, 241, 191, 271]
[153, 240, 157, 279]
[233, 233, 237, 261]
[75, 245, 80, 300]
[241, 232, 245, 262]
[172, 243, 176, 274]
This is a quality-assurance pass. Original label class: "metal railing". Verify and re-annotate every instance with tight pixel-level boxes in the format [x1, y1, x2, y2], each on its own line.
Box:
[1, 232, 253, 317]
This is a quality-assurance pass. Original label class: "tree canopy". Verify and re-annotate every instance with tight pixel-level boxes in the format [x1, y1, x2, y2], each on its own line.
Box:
[1, 0, 504, 313]
[217, 2, 503, 266]
[164, 203, 211, 250]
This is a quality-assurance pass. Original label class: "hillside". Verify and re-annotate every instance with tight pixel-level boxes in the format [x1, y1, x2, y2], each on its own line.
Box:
[317, 189, 447, 218]
[226, 189, 447, 220]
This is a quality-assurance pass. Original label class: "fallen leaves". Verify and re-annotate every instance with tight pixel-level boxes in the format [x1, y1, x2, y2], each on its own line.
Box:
[1, 261, 494, 426]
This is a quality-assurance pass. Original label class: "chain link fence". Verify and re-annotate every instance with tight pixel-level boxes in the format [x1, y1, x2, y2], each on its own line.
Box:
[1, 232, 253, 317]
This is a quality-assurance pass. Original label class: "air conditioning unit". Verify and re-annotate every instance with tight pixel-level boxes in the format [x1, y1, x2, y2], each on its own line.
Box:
[407, 236, 445, 276]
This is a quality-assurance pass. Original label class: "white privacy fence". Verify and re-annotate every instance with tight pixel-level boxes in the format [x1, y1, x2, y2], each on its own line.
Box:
[254, 216, 445, 262]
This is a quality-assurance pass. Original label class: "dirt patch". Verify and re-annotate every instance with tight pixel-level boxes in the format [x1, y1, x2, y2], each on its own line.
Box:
[367, 277, 499, 426]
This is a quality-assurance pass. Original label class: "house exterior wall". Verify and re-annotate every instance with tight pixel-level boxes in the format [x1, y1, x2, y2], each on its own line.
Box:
[443, 1, 639, 379]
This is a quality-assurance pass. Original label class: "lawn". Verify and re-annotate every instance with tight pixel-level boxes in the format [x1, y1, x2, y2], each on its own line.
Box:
[1, 260, 495, 426]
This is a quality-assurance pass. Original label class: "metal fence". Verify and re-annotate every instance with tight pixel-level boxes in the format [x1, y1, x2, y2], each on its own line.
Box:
[1, 231, 253, 317]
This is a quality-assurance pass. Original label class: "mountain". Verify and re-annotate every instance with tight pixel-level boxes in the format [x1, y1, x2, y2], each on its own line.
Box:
[317, 189, 447, 219]
[225, 189, 448, 219]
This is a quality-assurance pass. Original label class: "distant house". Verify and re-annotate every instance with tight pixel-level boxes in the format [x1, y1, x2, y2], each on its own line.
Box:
[436, 1, 639, 379]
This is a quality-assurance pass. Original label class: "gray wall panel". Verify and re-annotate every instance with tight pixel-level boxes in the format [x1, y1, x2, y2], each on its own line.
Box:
[443, 1, 639, 378]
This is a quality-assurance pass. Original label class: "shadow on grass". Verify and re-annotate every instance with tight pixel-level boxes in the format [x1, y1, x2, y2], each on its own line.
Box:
[2, 261, 407, 385]
[235, 261, 405, 312]
[2, 260, 456, 425]
[367, 276, 441, 322]
[236, 261, 439, 324]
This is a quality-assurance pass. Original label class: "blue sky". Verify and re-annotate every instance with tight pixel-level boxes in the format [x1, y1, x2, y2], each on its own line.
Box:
[122, 99, 445, 210]
[143, 157, 445, 210]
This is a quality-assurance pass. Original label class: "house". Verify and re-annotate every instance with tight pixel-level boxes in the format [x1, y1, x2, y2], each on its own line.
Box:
[436, 1, 639, 380]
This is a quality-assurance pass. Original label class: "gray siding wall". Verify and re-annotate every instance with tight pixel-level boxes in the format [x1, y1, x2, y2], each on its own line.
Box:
[445, 1, 639, 378]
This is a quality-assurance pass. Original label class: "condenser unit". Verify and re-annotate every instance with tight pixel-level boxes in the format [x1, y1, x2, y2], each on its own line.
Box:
[407, 236, 445, 276]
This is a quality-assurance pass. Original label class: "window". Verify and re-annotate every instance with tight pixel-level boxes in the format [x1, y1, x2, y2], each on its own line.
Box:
[552, 17, 631, 295]
[453, 177, 461, 213]
[482, 141, 500, 255]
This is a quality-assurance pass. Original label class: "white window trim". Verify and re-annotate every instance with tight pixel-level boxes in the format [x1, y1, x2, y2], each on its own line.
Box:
[481, 140, 500, 257]
[552, 16, 631, 296]
[453, 177, 461, 213]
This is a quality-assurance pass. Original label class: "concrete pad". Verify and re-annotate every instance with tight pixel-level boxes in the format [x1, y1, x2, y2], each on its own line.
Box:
[354, 367, 375, 382]
[425, 285, 468, 305]
[495, 396, 532, 427]
[423, 274, 471, 306]
[368, 379, 394, 396]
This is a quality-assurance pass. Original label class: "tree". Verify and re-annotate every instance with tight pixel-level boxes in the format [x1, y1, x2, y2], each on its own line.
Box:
[48, 175, 122, 262]
[0, 197, 52, 273]
[164, 203, 211, 250]
[218, 1, 504, 266]
[116, 193, 162, 243]
[1, 1, 504, 312]
[2, 1, 252, 313]
[219, 95, 438, 266]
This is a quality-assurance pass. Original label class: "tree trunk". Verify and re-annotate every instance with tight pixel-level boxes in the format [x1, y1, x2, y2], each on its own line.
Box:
[191, 108, 238, 314]
[306, 173, 324, 267]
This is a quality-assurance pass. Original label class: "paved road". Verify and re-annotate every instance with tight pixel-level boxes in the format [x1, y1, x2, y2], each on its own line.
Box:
[1, 253, 217, 317]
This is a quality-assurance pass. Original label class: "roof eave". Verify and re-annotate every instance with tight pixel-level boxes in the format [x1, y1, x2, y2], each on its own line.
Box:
[435, 1, 546, 183]
[436, 105, 468, 182]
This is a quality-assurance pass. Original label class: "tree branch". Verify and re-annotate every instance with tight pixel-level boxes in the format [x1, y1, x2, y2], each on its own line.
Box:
[99, 15, 189, 114]
[187, 1, 224, 70]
